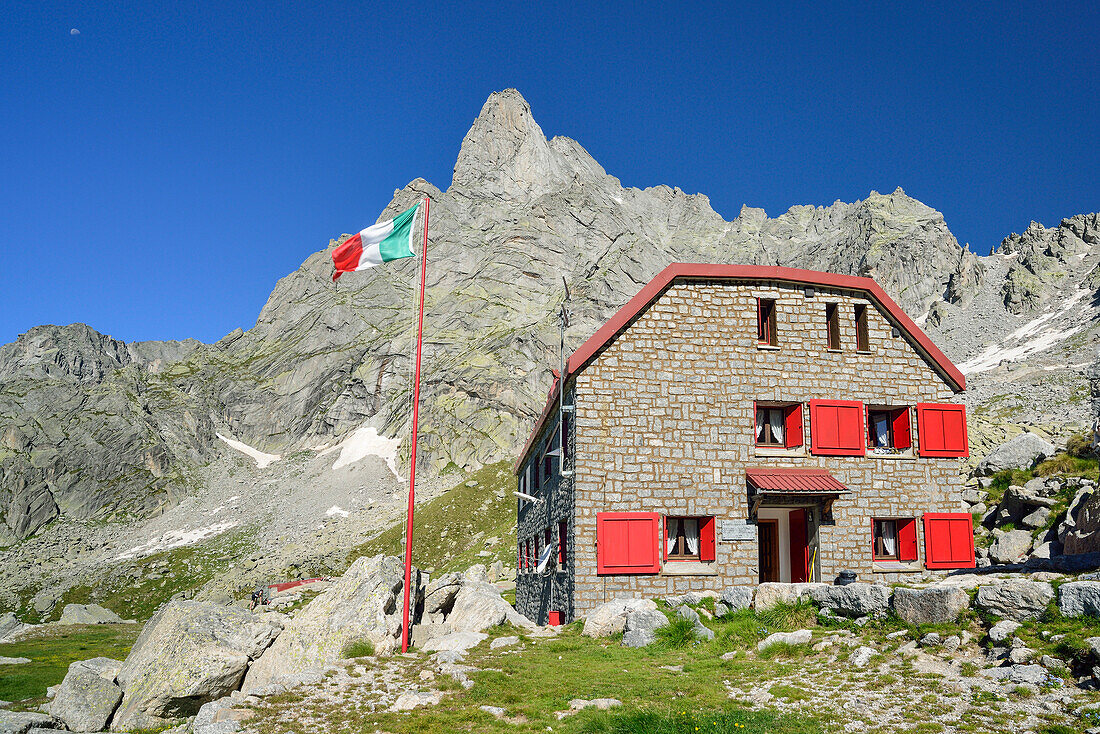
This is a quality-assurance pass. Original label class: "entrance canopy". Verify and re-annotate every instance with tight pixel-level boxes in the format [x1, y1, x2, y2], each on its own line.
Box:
[746, 467, 849, 515]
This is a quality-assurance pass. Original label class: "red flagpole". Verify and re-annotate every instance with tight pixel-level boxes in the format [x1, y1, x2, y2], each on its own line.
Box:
[401, 197, 429, 653]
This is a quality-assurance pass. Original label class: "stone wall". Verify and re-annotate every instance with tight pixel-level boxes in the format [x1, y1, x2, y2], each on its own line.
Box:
[566, 279, 966, 618]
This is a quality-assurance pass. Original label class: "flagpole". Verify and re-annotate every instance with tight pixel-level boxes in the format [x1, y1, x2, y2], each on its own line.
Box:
[401, 197, 429, 653]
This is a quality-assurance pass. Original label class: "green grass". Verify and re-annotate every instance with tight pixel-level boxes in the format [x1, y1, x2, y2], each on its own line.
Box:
[0, 623, 141, 705]
[340, 639, 375, 658]
[344, 461, 517, 575]
[653, 616, 695, 648]
[575, 707, 822, 733]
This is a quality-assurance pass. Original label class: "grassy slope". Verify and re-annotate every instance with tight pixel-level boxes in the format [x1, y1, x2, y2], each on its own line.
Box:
[0, 623, 141, 706]
[345, 461, 517, 575]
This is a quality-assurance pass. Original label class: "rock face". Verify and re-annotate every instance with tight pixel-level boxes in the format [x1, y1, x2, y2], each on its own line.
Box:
[893, 586, 969, 625]
[112, 601, 281, 730]
[974, 581, 1054, 621]
[242, 555, 416, 692]
[58, 604, 125, 626]
[48, 657, 123, 732]
[977, 433, 1057, 475]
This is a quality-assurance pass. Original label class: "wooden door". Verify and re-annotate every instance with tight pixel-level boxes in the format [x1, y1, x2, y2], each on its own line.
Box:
[758, 519, 779, 582]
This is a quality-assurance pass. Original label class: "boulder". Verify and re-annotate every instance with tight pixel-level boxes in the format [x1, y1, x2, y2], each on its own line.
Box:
[757, 629, 812, 651]
[111, 601, 281, 730]
[975, 581, 1054, 621]
[0, 613, 27, 644]
[58, 604, 126, 626]
[893, 586, 970, 625]
[978, 433, 1057, 475]
[422, 573, 462, 619]
[849, 646, 876, 668]
[48, 658, 124, 732]
[242, 554, 416, 693]
[675, 606, 714, 641]
[989, 620, 1022, 643]
[1058, 581, 1100, 617]
[978, 664, 1047, 685]
[621, 609, 669, 647]
[754, 583, 825, 610]
[0, 711, 59, 734]
[582, 598, 657, 638]
[444, 581, 532, 634]
[193, 697, 252, 734]
[809, 583, 892, 617]
[421, 631, 487, 652]
[719, 586, 753, 612]
[988, 530, 1034, 565]
[1020, 507, 1052, 530]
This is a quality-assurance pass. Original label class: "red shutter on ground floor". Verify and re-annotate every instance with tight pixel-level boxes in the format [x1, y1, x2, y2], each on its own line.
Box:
[558, 521, 567, 565]
[699, 517, 716, 562]
[789, 508, 809, 583]
[916, 403, 969, 457]
[897, 518, 918, 561]
[785, 404, 804, 448]
[923, 513, 975, 569]
[596, 512, 660, 575]
[892, 408, 912, 450]
[809, 400, 866, 456]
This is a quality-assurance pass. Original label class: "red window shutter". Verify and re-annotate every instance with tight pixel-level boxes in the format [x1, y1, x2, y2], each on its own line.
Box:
[897, 518, 918, 561]
[916, 403, 968, 457]
[923, 513, 975, 569]
[892, 408, 911, 450]
[788, 509, 808, 582]
[785, 404, 803, 448]
[558, 521, 567, 565]
[809, 400, 866, 456]
[596, 512, 660, 575]
[661, 515, 667, 563]
[699, 517, 716, 562]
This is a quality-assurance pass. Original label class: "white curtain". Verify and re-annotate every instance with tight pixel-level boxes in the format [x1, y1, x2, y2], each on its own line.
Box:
[880, 521, 897, 557]
[666, 518, 678, 554]
[769, 409, 784, 443]
[874, 415, 890, 448]
[755, 410, 765, 443]
[684, 518, 699, 554]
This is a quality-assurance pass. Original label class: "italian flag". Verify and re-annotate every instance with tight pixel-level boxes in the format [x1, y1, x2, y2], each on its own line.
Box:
[331, 203, 420, 281]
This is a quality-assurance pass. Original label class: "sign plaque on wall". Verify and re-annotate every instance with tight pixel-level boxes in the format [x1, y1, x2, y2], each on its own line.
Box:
[719, 519, 756, 542]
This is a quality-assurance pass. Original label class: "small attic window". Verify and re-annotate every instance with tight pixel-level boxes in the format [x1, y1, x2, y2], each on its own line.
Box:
[757, 299, 777, 346]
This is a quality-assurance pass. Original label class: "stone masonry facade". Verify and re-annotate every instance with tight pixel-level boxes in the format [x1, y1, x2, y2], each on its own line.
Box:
[516, 275, 967, 623]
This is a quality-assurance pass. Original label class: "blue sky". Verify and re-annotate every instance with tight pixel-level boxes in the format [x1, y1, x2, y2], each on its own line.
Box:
[2, 1, 1097, 345]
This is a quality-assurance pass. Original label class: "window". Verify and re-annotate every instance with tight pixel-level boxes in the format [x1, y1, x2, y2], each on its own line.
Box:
[923, 513, 975, 569]
[809, 400, 865, 456]
[664, 516, 716, 562]
[561, 413, 570, 461]
[558, 520, 567, 565]
[541, 439, 554, 483]
[916, 403, 969, 457]
[757, 298, 777, 346]
[855, 304, 869, 351]
[544, 526, 553, 558]
[872, 518, 918, 561]
[531, 459, 540, 493]
[867, 407, 911, 453]
[754, 403, 804, 449]
[596, 512, 661, 575]
[825, 303, 840, 350]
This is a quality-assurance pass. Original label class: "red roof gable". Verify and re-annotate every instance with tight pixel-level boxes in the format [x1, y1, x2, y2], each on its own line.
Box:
[514, 263, 966, 472]
[745, 467, 849, 493]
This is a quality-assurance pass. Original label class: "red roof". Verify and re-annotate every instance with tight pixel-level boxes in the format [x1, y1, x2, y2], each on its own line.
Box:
[515, 263, 966, 471]
[745, 467, 849, 493]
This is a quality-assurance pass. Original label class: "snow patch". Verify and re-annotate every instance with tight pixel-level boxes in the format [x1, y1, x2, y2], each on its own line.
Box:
[326, 505, 350, 518]
[332, 425, 401, 478]
[116, 521, 238, 560]
[217, 433, 280, 469]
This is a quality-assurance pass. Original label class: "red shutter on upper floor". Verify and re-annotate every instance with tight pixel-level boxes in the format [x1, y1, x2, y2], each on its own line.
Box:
[785, 404, 803, 448]
[923, 513, 975, 569]
[897, 518, 918, 561]
[699, 517, 716, 562]
[892, 408, 912, 450]
[558, 521, 567, 565]
[596, 512, 660, 575]
[809, 400, 866, 456]
[917, 403, 969, 457]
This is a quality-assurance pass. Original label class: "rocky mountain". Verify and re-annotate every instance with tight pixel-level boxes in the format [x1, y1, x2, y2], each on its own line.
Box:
[1, 88, 1097, 565]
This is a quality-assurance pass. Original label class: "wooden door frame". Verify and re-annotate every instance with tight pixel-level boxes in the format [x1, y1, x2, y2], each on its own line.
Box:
[757, 518, 780, 583]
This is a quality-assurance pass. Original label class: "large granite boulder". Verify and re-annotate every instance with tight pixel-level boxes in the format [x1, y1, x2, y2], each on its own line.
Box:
[444, 580, 532, 634]
[978, 433, 1057, 475]
[754, 583, 826, 610]
[1058, 581, 1100, 617]
[975, 581, 1054, 621]
[242, 554, 417, 692]
[809, 583, 892, 617]
[988, 530, 1034, 565]
[112, 601, 281, 730]
[48, 657, 123, 732]
[422, 572, 463, 620]
[893, 586, 970, 625]
[0, 711, 59, 734]
[0, 613, 26, 643]
[58, 604, 126, 626]
[621, 609, 669, 648]
[719, 587, 753, 613]
[582, 598, 657, 638]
